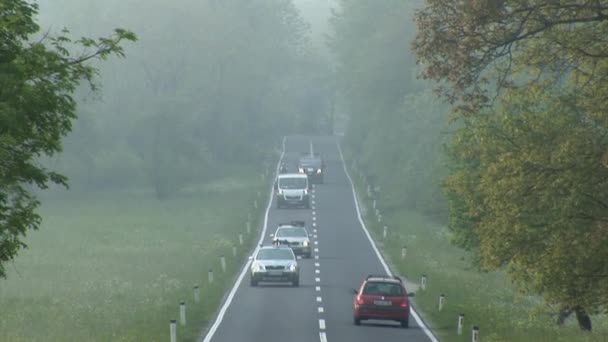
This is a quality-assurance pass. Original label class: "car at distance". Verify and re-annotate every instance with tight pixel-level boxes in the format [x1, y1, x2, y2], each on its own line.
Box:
[274, 173, 310, 209]
[272, 221, 312, 258]
[250, 246, 300, 287]
[297, 155, 324, 184]
[353, 275, 414, 328]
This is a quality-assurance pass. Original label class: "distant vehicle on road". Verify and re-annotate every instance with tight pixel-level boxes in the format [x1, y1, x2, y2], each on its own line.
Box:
[274, 173, 310, 209]
[297, 154, 324, 184]
[272, 221, 312, 258]
[352, 275, 415, 328]
[250, 246, 300, 287]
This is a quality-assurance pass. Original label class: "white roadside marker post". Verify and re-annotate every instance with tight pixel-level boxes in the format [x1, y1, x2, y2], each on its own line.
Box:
[439, 294, 445, 312]
[377, 214, 382, 223]
[401, 246, 407, 259]
[458, 314, 465, 335]
[383, 226, 388, 240]
[193, 285, 200, 303]
[169, 320, 177, 342]
[472, 326, 479, 342]
[253, 200, 258, 209]
[421, 274, 427, 290]
[208, 269, 214, 284]
[239, 234, 243, 246]
[179, 301, 186, 326]
[246, 221, 251, 234]
[220, 255, 226, 273]
[232, 245, 237, 258]
[372, 199, 377, 210]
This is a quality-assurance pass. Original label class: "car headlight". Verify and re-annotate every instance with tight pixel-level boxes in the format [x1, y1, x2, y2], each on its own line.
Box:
[252, 262, 265, 272]
[303, 240, 309, 247]
[298, 168, 304, 173]
[304, 189, 308, 195]
[289, 264, 297, 272]
[278, 189, 283, 195]
[316, 169, 322, 174]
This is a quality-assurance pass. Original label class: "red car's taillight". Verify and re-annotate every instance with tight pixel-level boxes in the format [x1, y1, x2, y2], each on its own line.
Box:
[400, 301, 408, 308]
[355, 295, 365, 305]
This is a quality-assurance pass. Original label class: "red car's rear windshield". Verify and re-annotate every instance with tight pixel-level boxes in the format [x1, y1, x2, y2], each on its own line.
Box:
[362, 282, 403, 296]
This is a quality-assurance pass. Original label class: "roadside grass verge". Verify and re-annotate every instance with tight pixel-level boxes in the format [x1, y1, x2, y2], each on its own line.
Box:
[0, 171, 271, 342]
[348, 168, 608, 342]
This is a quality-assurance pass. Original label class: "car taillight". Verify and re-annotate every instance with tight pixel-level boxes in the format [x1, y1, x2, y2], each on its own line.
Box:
[400, 301, 408, 308]
[356, 296, 365, 305]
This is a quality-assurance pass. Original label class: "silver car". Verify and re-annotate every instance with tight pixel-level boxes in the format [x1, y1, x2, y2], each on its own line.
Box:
[272, 222, 312, 258]
[250, 246, 300, 287]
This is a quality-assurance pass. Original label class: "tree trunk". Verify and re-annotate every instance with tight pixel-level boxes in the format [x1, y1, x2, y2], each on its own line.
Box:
[574, 306, 592, 331]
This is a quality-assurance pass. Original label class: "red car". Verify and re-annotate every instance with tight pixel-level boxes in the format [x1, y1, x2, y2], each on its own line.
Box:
[352, 275, 414, 328]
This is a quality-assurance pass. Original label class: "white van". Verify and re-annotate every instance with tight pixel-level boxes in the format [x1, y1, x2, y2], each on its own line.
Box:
[275, 173, 310, 209]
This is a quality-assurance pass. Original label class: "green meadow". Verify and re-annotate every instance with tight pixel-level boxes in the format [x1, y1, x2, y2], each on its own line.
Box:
[0, 175, 269, 342]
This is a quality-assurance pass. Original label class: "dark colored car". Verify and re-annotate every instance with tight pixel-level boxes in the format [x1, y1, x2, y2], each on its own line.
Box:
[297, 155, 324, 184]
[353, 275, 414, 328]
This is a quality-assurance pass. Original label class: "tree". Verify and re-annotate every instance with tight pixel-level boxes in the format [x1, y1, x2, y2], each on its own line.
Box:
[0, 1, 136, 278]
[414, 0, 608, 330]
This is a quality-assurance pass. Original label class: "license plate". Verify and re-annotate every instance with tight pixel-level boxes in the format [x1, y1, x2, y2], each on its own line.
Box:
[268, 271, 283, 276]
[373, 300, 392, 306]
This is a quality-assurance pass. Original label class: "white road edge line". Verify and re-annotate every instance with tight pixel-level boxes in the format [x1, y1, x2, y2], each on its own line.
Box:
[337, 142, 439, 342]
[201, 137, 286, 342]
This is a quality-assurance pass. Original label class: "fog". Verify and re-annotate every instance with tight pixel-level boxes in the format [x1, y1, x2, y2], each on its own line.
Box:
[2, 1, 607, 341]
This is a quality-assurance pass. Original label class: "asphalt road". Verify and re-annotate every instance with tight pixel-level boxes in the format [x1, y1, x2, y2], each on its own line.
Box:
[202, 136, 435, 342]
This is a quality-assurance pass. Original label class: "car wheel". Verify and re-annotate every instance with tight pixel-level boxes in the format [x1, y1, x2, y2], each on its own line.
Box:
[277, 202, 282, 209]
[354, 317, 361, 326]
[250, 276, 258, 287]
[305, 201, 311, 209]
[400, 318, 409, 328]
[292, 276, 299, 287]
[306, 253, 312, 259]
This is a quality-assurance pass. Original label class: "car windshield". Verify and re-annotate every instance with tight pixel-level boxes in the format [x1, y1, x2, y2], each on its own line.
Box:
[362, 282, 403, 296]
[279, 177, 307, 189]
[276, 227, 307, 238]
[256, 248, 294, 260]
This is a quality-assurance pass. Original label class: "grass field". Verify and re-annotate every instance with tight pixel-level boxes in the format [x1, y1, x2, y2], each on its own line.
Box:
[0, 173, 270, 342]
[349, 170, 608, 342]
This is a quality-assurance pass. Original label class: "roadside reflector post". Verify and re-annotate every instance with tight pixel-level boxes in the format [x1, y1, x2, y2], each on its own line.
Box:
[208, 269, 214, 284]
[439, 294, 445, 311]
[220, 255, 226, 272]
[472, 326, 479, 342]
[383, 226, 388, 240]
[458, 314, 464, 335]
[375, 208, 380, 217]
[179, 301, 186, 326]
[239, 234, 244, 246]
[246, 221, 251, 234]
[401, 246, 407, 259]
[374, 186, 381, 194]
[377, 214, 382, 223]
[232, 245, 237, 257]
[253, 200, 258, 209]
[421, 274, 427, 290]
[193, 285, 200, 303]
[170, 320, 177, 342]
[372, 199, 377, 210]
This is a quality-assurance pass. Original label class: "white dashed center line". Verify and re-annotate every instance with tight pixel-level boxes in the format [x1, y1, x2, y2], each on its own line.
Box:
[315, 269, 320, 274]
[314, 241, 319, 245]
[316, 296, 322, 303]
[313, 222, 317, 227]
[315, 286, 321, 291]
[315, 277, 320, 282]
[319, 319, 326, 330]
[314, 248, 319, 253]
[320, 332, 328, 342]
[315, 262, 320, 267]
[318, 307, 324, 313]
[315, 255, 319, 260]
